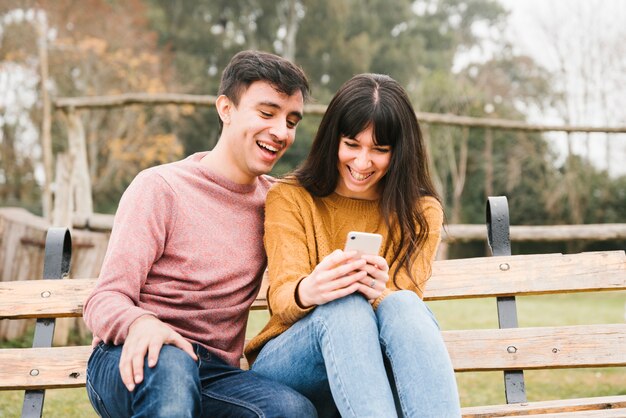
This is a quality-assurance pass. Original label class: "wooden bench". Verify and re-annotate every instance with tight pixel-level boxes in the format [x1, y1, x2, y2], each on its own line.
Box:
[1, 197, 625, 417]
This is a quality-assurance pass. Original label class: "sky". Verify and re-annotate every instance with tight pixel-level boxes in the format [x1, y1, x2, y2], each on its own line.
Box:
[498, 0, 626, 176]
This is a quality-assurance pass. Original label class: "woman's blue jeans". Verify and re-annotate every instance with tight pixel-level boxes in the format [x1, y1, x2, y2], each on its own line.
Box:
[86, 342, 317, 417]
[252, 291, 461, 418]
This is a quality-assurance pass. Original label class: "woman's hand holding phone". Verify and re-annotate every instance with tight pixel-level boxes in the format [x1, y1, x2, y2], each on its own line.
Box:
[355, 254, 389, 301]
[297, 232, 389, 307]
[297, 249, 368, 308]
[343, 231, 389, 300]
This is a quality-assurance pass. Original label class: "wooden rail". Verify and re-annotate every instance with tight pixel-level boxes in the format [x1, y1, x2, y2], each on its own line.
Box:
[70, 211, 626, 242]
[54, 93, 626, 133]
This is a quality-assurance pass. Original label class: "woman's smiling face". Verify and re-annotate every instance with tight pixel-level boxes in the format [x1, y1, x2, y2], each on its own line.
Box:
[335, 124, 392, 200]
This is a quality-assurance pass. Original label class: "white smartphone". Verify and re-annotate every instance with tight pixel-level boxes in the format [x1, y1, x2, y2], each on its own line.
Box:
[344, 231, 383, 256]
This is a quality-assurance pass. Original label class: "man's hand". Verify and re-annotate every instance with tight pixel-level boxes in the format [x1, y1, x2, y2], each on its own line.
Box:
[119, 315, 198, 392]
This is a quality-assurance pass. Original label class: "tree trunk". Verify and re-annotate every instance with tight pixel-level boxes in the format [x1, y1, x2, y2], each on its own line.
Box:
[52, 153, 73, 228]
[36, 16, 53, 222]
[281, 0, 300, 61]
[484, 128, 494, 199]
[448, 127, 469, 224]
[67, 111, 94, 219]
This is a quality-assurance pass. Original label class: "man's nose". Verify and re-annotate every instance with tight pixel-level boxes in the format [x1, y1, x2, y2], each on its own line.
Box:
[269, 120, 290, 142]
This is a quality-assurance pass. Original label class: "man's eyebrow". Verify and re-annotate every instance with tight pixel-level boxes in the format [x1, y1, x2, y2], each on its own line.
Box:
[257, 101, 281, 109]
[257, 101, 303, 120]
[289, 110, 303, 121]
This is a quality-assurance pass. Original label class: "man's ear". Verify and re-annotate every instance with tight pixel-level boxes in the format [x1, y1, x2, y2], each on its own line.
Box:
[216, 95, 232, 124]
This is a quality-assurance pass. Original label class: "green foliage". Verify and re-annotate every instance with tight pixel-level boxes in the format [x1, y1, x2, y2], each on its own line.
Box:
[1, 0, 624, 228]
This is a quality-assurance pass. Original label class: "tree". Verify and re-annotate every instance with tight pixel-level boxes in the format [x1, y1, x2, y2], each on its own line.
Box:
[1, 0, 185, 214]
[524, 0, 626, 223]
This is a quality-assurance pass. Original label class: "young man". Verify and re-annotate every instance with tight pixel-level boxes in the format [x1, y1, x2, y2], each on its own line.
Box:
[83, 51, 315, 417]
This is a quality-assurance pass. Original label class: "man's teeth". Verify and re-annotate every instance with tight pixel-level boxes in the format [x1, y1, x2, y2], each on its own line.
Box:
[349, 167, 373, 181]
[258, 142, 279, 153]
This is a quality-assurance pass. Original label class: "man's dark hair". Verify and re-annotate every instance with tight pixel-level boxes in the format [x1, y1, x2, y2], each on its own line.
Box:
[217, 50, 310, 129]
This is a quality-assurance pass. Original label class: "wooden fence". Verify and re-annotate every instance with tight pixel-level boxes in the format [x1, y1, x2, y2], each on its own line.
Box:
[50, 93, 626, 240]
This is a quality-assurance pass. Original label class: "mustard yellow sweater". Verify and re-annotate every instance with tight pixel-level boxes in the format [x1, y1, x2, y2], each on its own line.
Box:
[244, 181, 443, 364]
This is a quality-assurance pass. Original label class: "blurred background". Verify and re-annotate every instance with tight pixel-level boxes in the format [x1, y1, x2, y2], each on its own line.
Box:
[1, 0, 625, 256]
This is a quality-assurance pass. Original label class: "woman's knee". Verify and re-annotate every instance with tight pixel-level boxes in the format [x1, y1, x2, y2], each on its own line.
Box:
[309, 294, 378, 342]
[378, 290, 439, 330]
[313, 293, 373, 320]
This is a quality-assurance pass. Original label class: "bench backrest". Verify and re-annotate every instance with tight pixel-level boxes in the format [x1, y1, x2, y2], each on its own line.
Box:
[1, 249, 625, 391]
[2, 250, 625, 318]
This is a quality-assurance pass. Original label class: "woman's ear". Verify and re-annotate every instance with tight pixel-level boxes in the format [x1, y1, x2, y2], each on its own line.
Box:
[216, 95, 232, 124]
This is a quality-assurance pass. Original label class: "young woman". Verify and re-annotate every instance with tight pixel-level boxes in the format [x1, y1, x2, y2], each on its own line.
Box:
[245, 74, 461, 417]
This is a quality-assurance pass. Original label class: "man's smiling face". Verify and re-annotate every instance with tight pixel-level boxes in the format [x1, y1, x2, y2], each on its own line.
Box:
[220, 81, 304, 183]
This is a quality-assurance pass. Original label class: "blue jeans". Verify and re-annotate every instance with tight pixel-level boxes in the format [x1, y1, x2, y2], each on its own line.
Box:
[86, 342, 317, 417]
[252, 291, 461, 418]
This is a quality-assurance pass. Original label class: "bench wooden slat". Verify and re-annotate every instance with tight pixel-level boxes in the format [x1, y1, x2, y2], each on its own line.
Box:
[2, 251, 625, 319]
[512, 408, 626, 417]
[426, 250, 626, 300]
[461, 395, 626, 417]
[2, 345, 624, 418]
[2, 323, 624, 390]
[445, 324, 626, 371]
[0, 346, 91, 390]
[0, 278, 96, 319]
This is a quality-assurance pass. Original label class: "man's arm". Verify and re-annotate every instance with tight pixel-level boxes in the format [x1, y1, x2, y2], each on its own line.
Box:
[83, 170, 196, 391]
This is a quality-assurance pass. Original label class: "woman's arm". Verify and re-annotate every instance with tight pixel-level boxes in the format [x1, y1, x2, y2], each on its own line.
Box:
[264, 184, 373, 324]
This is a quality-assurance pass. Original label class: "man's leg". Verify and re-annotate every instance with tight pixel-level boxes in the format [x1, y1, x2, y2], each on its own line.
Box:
[196, 345, 317, 418]
[252, 294, 397, 417]
[86, 342, 201, 418]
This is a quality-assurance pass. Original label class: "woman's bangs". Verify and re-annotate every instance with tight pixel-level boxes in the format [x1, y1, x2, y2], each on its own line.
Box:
[372, 105, 400, 147]
[338, 110, 372, 140]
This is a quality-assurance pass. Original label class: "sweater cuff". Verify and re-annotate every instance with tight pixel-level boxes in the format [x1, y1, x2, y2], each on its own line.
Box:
[371, 288, 394, 310]
[278, 276, 315, 324]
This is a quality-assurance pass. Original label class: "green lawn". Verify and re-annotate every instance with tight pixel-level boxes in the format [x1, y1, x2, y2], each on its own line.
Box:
[1, 292, 624, 416]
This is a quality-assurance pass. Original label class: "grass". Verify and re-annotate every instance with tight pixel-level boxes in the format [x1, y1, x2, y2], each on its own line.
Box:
[1, 292, 624, 416]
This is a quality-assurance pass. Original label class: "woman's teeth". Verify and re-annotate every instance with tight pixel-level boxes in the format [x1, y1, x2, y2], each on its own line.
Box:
[349, 167, 373, 181]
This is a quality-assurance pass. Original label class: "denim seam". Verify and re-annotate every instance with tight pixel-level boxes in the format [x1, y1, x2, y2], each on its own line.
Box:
[379, 334, 408, 417]
[201, 390, 265, 417]
[86, 371, 113, 418]
[313, 316, 358, 418]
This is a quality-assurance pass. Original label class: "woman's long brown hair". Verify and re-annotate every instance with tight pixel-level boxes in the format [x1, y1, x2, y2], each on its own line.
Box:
[293, 74, 441, 288]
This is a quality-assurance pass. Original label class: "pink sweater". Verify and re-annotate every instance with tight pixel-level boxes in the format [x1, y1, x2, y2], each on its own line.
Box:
[83, 152, 273, 366]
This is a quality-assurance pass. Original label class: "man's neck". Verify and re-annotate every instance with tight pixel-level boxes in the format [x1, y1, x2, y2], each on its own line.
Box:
[200, 141, 257, 185]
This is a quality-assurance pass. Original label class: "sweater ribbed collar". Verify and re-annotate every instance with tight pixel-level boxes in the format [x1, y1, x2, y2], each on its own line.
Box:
[325, 191, 381, 211]
[186, 152, 263, 194]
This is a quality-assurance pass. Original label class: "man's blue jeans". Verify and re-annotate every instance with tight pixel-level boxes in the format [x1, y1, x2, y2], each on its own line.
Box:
[252, 291, 461, 417]
[86, 342, 317, 417]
